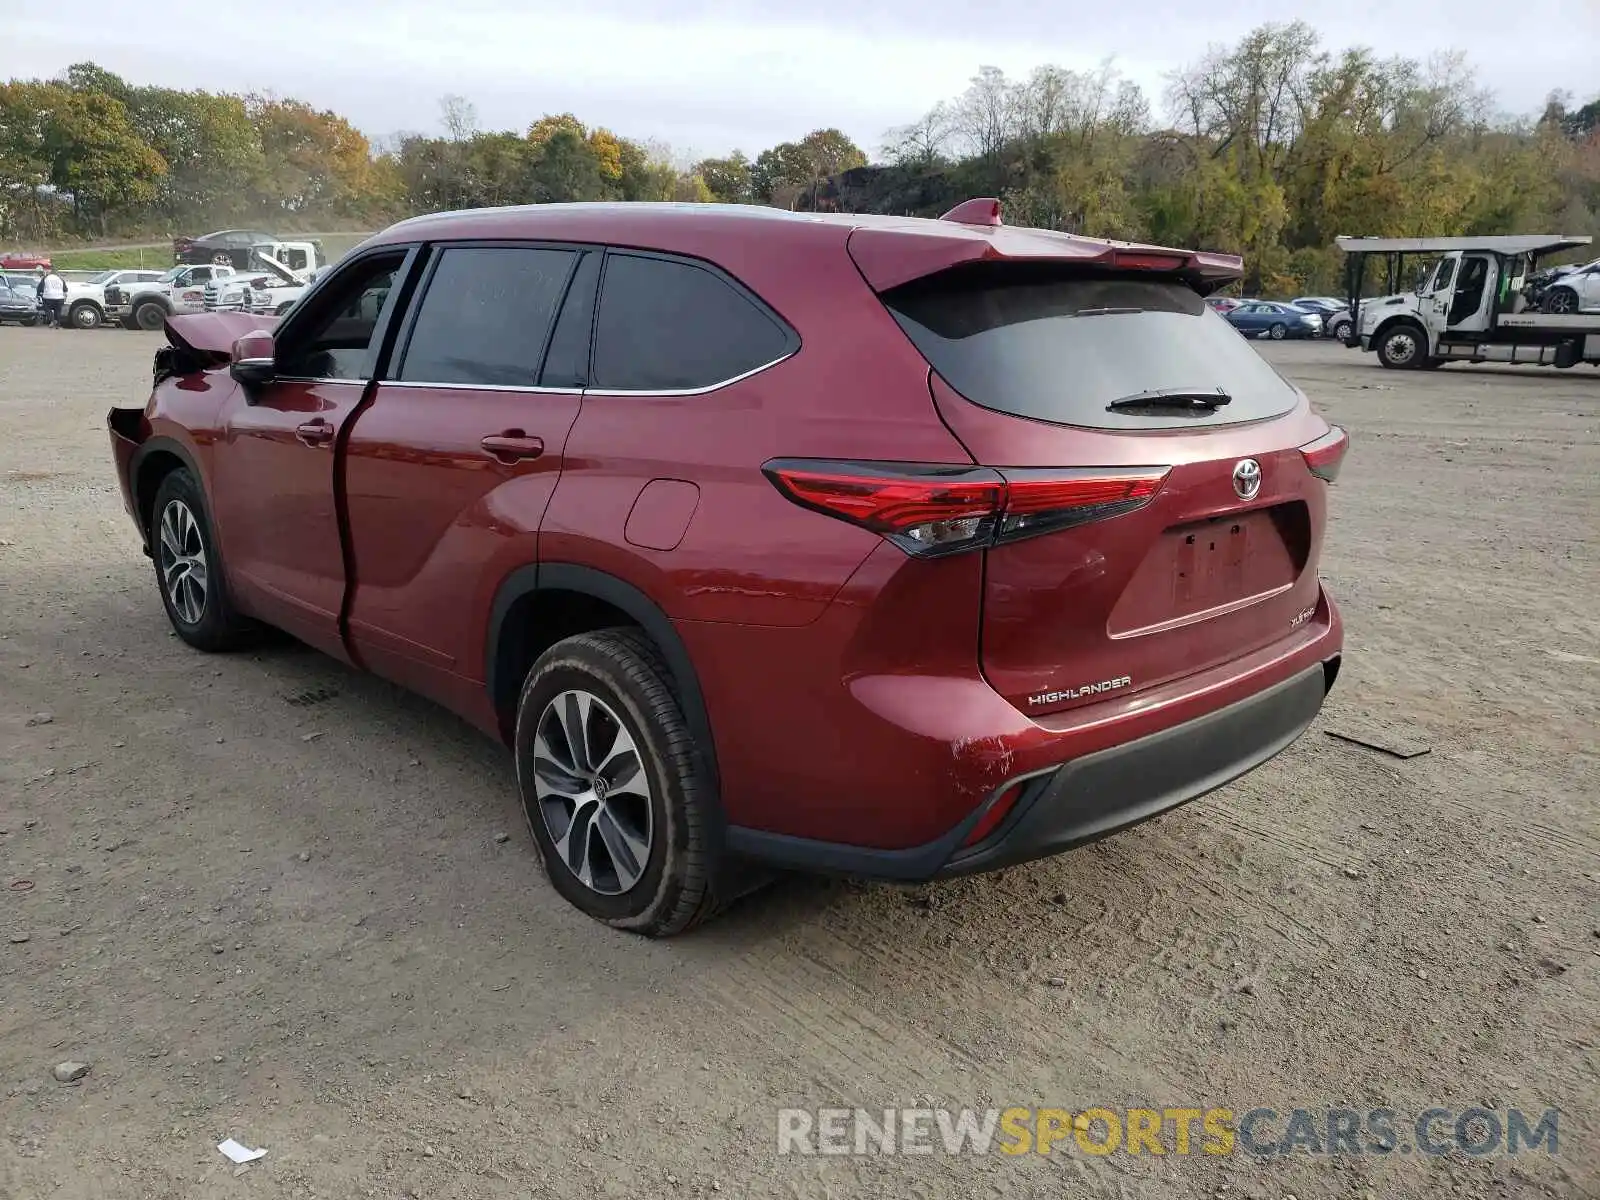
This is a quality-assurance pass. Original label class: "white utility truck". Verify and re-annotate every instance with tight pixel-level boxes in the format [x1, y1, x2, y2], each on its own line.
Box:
[1337, 234, 1600, 370]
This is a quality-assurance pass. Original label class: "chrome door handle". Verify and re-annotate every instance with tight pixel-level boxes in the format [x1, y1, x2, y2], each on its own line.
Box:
[295, 419, 334, 446]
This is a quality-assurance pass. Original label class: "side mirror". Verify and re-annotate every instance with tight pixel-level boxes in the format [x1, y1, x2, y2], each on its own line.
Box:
[230, 332, 276, 387]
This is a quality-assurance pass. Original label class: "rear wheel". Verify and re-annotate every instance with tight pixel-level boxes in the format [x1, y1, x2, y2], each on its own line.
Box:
[1329, 318, 1351, 341]
[1269, 322, 1287, 340]
[150, 470, 257, 651]
[514, 628, 724, 937]
[134, 301, 168, 331]
[68, 302, 101, 330]
[1376, 323, 1425, 369]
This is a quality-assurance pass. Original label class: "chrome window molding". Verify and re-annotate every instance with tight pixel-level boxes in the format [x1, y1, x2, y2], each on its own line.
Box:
[382, 381, 584, 396]
[384, 345, 796, 398]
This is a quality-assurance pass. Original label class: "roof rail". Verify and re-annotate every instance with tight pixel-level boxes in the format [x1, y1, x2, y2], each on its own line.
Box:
[939, 198, 1002, 227]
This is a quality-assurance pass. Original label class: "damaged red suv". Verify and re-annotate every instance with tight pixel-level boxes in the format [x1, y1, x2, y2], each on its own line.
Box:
[108, 200, 1346, 935]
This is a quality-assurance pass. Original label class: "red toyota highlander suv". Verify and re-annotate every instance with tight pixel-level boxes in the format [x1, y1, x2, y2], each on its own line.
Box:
[108, 199, 1346, 936]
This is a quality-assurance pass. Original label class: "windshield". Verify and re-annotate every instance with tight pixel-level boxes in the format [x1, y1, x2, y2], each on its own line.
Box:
[884, 268, 1301, 431]
[87, 269, 119, 285]
[159, 267, 185, 283]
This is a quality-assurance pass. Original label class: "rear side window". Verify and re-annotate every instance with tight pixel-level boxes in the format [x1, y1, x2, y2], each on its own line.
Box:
[399, 247, 576, 387]
[883, 270, 1302, 430]
[591, 253, 793, 392]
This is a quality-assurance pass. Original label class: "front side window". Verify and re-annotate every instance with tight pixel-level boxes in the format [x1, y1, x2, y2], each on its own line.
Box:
[277, 252, 405, 380]
[398, 246, 576, 387]
[590, 253, 793, 392]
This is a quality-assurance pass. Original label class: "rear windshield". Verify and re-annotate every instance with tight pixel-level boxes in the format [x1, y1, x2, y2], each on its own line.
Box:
[882, 269, 1301, 430]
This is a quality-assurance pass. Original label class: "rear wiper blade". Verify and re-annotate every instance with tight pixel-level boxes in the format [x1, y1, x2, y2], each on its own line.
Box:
[1107, 387, 1232, 412]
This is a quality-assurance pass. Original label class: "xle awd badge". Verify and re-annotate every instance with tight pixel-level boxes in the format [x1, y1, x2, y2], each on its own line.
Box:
[1232, 458, 1262, 501]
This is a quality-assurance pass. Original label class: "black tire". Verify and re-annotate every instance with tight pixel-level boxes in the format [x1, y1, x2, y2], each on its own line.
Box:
[1542, 287, 1577, 315]
[1376, 323, 1426, 370]
[68, 301, 102, 329]
[1268, 322, 1287, 340]
[514, 628, 722, 937]
[1329, 319, 1352, 341]
[149, 469, 257, 652]
[134, 301, 168, 331]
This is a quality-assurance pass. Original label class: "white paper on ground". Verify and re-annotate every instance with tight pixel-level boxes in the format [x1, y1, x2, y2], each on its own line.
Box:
[217, 1138, 267, 1164]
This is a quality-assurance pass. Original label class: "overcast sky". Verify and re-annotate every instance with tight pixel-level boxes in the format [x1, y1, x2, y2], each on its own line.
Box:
[5, 2, 1596, 158]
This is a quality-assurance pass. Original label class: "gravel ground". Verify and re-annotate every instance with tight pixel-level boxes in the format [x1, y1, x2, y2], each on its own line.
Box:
[0, 328, 1596, 1200]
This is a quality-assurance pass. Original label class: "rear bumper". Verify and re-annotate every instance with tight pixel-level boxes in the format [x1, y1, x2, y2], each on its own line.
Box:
[729, 656, 1337, 881]
[935, 658, 1332, 877]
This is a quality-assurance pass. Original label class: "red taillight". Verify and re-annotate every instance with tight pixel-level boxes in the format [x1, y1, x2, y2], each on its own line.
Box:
[1299, 426, 1349, 483]
[763, 460, 1170, 557]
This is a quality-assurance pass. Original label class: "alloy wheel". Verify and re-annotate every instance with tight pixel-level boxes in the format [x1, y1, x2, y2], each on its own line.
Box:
[157, 499, 208, 624]
[531, 689, 654, 895]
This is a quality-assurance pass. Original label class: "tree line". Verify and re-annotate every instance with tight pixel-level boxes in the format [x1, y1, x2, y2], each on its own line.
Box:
[1, 24, 1596, 293]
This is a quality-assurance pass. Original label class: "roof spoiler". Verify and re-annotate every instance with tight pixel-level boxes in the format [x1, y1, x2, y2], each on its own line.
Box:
[850, 207, 1245, 295]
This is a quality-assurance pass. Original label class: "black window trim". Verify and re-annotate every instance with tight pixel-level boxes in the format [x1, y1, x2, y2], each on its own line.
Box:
[385, 238, 592, 394]
[586, 247, 801, 397]
[272, 242, 422, 386]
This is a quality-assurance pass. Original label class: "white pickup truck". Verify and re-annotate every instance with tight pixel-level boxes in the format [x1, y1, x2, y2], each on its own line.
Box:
[1339, 234, 1600, 370]
[104, 263, 239, 331]
[61, 268, 168, 329]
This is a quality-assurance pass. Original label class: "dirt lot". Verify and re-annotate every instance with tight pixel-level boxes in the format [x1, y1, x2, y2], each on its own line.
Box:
[1, 328, 1596, 1200]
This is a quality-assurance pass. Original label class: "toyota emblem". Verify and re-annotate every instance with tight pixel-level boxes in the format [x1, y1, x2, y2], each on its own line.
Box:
[1232, 458, 1262, 501]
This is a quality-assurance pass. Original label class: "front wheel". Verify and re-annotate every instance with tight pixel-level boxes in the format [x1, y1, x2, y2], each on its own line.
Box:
[1542, 287, 1577, 315]
[149, 470, 257, 652]
[514, 628, 724, 937]
[1376, 324, 1425, 369]
[69, 302, 102, 329]
[134, 301, 167, 331]
[1329, 319, 1352, 341]
[1269, 322, 1287, 340]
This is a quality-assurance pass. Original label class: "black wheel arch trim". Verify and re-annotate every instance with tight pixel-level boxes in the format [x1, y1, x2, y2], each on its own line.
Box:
[485, 562, 722, 801]
[126, 435, 206, 553]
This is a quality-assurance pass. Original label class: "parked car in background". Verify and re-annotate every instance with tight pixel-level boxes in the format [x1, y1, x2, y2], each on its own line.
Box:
[174, 230, 323, 275]
[1289, 297, 1353, 341]
[1226, 300, 1322, 340]
[107, 199, 1345, 935]
[62, 268, 168, 330]
[0, 282, 40, 325]
[173, 230, 279, 266]
[0, 252, 51, 270]
[1206, 296, 1243, 315]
